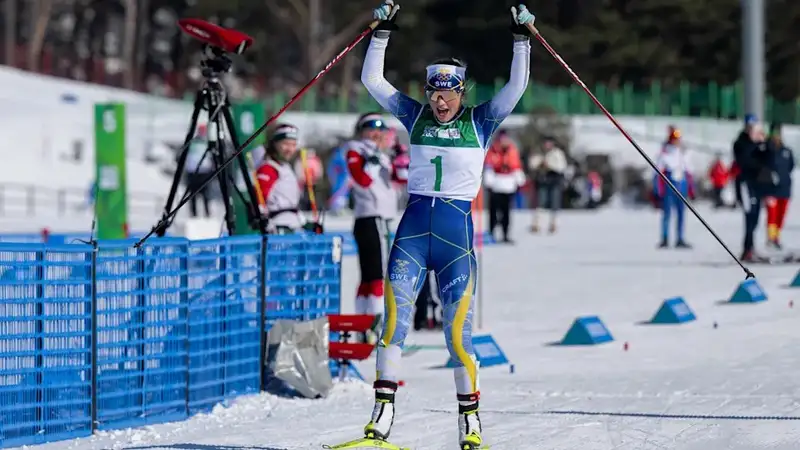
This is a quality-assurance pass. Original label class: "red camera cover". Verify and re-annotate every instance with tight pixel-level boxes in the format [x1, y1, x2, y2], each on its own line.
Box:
[178, 18, 254, 55]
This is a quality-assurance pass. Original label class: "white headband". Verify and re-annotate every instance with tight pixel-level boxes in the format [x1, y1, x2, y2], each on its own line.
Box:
[425, 64, 467, 84]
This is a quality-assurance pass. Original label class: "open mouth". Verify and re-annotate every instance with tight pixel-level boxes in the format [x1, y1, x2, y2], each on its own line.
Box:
[435, 106, 450, 118]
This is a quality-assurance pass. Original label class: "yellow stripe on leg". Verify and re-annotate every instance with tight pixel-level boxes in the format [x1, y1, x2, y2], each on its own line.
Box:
[380, 277, 398, 347]
[450, 274, 477, 392]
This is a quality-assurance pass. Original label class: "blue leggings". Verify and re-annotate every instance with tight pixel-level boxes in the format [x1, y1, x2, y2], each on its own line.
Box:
[376, 194, 479, 395]
[661, 180, 688, 242]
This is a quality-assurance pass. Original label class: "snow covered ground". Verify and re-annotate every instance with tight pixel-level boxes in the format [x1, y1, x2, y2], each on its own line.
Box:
[15, 202, 800, 450]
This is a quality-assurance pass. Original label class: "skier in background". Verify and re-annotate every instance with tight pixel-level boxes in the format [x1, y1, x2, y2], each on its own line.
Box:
[256, 124, 322, 234]
[356, 1, 532, 448]
[345, 112, 396, 343]
[707, 152, 729, 208]
[654, 127, 694, 248]
[765, 122, 794, 250]
[484, 129, 525, 242]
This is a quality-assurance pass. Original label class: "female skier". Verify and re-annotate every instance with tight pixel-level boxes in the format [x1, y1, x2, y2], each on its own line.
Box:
[346, 112, 397, 343]
[256, 124, 322, 234]
[358, 2, 533, 448]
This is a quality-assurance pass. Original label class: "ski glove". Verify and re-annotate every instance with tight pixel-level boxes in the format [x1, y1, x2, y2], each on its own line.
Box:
[509, 4, 535, 38]
[512, 4, 535, 25]
[373, 0, 399, 32]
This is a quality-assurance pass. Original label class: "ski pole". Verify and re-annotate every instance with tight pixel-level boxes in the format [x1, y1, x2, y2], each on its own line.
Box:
[299, 148, 319, 223]
[135, 20, 380, 248]
[523, 21, 754, 279]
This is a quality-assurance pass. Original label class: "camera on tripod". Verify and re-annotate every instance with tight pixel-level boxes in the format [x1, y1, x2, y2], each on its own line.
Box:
[178, 18, 254, 55]
[154, 19, 265, 238]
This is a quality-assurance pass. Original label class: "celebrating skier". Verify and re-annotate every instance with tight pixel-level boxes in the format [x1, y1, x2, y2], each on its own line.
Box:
[347, 2, 532, 449]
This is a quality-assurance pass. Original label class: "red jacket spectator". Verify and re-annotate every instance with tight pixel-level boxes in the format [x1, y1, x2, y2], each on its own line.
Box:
[708, 159, 729, 189]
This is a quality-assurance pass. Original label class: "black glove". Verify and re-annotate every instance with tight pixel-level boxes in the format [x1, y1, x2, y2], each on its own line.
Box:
[509, 24, 532, 38]
[373, 1, 400, 32]
[365, 154, 382, 165]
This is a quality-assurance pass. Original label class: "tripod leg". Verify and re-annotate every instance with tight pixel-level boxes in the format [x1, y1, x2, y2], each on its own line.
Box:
[221, 102, 268, 234]
[158, 90, 205, 236]
[208, 114, 237, 236]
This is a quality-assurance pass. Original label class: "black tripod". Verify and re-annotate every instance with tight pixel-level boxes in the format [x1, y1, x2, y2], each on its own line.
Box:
[156, 45, 267, 237]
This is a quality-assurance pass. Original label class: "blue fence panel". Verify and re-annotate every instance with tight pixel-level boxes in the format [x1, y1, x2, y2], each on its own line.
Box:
[0, 243, 93, 447]
[95, 238, 190, 430]
[266, 234, 341, 325]
[186, 236, 261, 414]
[0, 234, 342, 448]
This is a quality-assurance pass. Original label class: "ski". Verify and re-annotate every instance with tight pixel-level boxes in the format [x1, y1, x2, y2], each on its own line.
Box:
[321, 436, 490, 450]
[322, 437, 411, 450]
[749, 253, 800, 264]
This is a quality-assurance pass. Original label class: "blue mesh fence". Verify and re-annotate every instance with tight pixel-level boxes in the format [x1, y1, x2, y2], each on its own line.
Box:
[0, 243, 93, 447]
[0, 234, 341, 448]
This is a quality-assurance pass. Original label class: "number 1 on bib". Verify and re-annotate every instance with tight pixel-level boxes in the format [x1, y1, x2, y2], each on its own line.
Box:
[430, 155, 443, 191]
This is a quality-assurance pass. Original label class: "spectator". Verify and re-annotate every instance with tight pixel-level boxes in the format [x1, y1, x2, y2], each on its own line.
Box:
[586, 170, 603, 209]
[653, 127, 693, 248]
[326, 143, 352, 215]
[528, 136, 567, 233]
[733, 116, 771, 261]
[484, 130, 525, 243]
[732, 114, 760, 208]
[765, 123, 794, 249]
[707, 152, 729, 208]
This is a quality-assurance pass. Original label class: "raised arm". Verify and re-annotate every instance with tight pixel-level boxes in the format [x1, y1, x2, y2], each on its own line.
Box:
[361, 31, 423, 132]
[473, 9, 533, 148]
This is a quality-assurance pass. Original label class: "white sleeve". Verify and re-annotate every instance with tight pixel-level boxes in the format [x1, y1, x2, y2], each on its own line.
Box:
[487, 39, 531, 119]
[473, 38, 531, 147]
[361, 34, 423, 132]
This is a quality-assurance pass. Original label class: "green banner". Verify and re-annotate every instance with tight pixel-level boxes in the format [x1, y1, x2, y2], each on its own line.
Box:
[94, 103, 128, 240]
[230, 103, 266, 235]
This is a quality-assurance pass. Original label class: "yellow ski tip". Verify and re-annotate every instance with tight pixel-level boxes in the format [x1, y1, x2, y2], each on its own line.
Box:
[322, 437, 410, 449]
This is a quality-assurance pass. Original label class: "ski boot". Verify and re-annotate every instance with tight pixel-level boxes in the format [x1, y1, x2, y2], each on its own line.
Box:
[458, 394, 483, 450]
[364, 380, 397, 441]
[658, 239, 669, 249]
[548, 222, 557, 234]
[674, 240, 692, 249]
[767, 239, 783, 251]
[530, 223, 540, 233]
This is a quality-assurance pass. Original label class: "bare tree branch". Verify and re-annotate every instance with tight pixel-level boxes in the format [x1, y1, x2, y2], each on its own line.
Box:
[264, 0, 304, 43]
[122, 0, 138, 89]
[286, 0, 309, 22]
[313, 10, 372, 68]
[28, 0, 53, 72]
